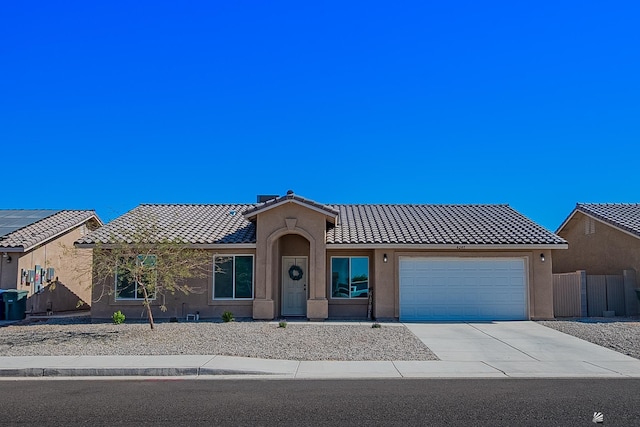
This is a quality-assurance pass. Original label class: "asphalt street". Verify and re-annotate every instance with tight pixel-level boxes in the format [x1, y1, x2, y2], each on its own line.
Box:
[0, 378, 639, 426]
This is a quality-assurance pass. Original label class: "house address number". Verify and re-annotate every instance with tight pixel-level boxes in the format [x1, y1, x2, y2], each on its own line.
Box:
[456, 245, 466, 249]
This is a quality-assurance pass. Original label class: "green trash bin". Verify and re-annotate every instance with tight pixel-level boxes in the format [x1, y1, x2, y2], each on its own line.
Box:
[0, 290, 6, 320]
[2, 290, 28, 320]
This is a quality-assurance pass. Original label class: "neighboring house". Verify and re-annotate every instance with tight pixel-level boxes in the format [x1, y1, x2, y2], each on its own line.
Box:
[0, 210, 102, 314]
[554, 203, 640, 276]
[552, 203, 640, 317]
[76, 191, 566, 322]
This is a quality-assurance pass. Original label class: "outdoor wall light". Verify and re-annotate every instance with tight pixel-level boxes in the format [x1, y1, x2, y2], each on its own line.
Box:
[383, 254, 388, 263]
[540, 253, 545, 262]
[6, 255, 11, 263]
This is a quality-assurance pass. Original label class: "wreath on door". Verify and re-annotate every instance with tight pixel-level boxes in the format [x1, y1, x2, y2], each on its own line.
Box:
[288, 265, 303, 281]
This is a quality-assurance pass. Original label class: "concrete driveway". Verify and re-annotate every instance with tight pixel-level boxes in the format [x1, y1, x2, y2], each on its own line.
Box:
[404, 321, 640, 377]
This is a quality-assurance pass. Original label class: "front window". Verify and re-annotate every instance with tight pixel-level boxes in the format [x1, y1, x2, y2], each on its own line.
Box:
[115, 254, 157, 300]
[331, 256, 369, 298]
[214, 255, 254, 299]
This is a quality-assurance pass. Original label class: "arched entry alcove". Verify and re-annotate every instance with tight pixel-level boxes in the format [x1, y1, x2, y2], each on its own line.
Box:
[273, 234, 310, 316]
[247, 192, 334, 320]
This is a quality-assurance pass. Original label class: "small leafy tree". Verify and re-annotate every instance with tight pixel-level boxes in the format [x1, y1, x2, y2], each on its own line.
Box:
[79, 209, 212, 330]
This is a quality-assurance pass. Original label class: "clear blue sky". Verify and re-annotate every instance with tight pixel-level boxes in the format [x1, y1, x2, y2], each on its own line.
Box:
[2, 1, 638, 231]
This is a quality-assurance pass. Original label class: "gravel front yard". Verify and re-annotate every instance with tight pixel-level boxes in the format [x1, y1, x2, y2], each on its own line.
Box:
[5, 316, 639, 362]
[538, 318, 640, 359]
[0, 317, 438, 361]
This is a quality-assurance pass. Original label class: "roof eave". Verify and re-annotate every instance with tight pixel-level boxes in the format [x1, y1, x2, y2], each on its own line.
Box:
[326, 243, 568, 250]
[555, 207, 579, 234]
[9, 213, 102, 253]
[74, 242, 257, 249]
[565, 208, 640, 241]
[0, 247, 25, 253]
[243, 198, 338, 224]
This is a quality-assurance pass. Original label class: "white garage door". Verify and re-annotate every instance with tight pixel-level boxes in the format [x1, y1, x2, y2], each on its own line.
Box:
[399, 257, 527, 321]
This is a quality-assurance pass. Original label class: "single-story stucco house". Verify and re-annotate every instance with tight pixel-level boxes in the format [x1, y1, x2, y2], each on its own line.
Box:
[0, 209, 102, 315]
[76, 191, 567, 322]
[554, 203, 640, 276]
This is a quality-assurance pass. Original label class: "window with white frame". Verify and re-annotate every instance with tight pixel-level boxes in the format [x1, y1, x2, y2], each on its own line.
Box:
[213, 255, 254, 299]
[331, 256, 369, 298]
[115, 255, 157, 300]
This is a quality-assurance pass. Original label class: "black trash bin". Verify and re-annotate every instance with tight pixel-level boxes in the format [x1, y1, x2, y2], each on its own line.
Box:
[2, 290, 28, 321]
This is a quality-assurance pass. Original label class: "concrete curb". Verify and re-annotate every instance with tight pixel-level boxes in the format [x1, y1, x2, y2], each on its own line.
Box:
[198, 368, 281, 376]
[0, 368, 45, 377]
[43, 367, 201, 377]
[0, 367, 285, 378]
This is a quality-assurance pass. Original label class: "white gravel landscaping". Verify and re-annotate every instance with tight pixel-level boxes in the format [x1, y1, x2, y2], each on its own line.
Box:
[12, 315, 638, 362]
[0, 317, 438, 361]
[538, 318, 640, 360]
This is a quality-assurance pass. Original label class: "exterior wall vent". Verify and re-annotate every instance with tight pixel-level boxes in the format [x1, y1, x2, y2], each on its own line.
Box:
[585, 217, 595, 235]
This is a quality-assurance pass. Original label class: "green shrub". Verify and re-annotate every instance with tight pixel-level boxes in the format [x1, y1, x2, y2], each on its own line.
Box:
[112, 310, 126, 325]
[221, 311, 234, 323]
[371, 322, 381, 329]
[278, 320, 287, 328]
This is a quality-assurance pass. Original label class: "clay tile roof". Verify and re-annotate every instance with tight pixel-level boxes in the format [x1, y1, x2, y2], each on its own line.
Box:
[77, 202, 564, 247]
[327, 204, 565, 245]
[573, 203, 640, 238]
[0, 210, 100, 251]
[76, 204, 256, 245]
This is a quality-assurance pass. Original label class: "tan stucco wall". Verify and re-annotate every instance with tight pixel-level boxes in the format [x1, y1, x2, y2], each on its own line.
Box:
[0, 254, 19, 291]
[90, 248, 256, 320]
[368, 249, 554, 320]
[554, 211, 640, 276]
[2, 224, 94, 314]
[373, 249, 395, 320]
[93, 245, 555, 320]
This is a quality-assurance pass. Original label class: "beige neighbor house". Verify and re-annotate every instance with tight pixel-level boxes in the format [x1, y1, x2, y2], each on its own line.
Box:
[554, 203, 640, 276]
[553, 204, 640, 317]
[77, 192, 567, 322]
[0, 210, 102, 315]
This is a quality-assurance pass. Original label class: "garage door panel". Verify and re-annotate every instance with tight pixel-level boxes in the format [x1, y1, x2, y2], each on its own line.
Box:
[399, 258, 527, 321]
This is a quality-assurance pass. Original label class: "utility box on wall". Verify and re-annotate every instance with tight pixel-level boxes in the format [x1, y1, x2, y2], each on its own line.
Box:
[21, 266, 55, 292]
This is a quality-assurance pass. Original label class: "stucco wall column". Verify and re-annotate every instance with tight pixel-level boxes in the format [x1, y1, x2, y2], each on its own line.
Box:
[252, 228, 274, 319]
[532, 250, 554, 319]
[373, 249, 394, 319]
[307, 234, 327, 321]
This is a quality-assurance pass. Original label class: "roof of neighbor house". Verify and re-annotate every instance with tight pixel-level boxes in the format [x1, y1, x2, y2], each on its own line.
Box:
[76, 193, 566, 247]
[558, 203, 640, 238]
[0, 210, 101, 251]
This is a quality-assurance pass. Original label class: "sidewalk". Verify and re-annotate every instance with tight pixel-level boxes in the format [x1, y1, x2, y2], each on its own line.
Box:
[2, 321, 640, 379]
[2, 353, 640, 379]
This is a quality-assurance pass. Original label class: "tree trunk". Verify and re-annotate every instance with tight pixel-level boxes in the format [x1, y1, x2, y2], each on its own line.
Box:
[142, 287, 155, 330]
